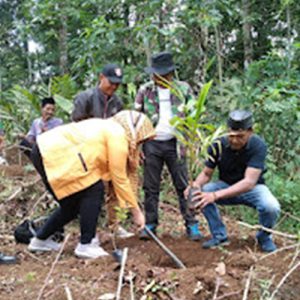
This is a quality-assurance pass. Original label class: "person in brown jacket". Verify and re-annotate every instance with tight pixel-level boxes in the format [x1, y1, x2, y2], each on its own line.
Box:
[72, 64, 133, 238]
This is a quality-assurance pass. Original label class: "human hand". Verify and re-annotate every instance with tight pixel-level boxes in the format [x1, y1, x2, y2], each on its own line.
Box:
[194, 192, 217, 210]
[15, 133, 26, 139]
[139, 151, 145, 164]
[41, 126, 48, 133]
[130, 207, 145, 231]
[184, 186, 190, 200]
[184, 182, 201, 199]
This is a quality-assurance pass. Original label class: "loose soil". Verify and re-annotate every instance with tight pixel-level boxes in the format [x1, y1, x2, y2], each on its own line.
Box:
[0, 155, 299, 300]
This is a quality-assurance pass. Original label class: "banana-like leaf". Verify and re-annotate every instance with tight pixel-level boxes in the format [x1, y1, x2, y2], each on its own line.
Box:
[54, 94, 73, 115]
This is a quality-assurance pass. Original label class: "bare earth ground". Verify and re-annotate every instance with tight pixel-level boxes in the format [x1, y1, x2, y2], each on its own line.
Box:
[0, 149, 299, 300]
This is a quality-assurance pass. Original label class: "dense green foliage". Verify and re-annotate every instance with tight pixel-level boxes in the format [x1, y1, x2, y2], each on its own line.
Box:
[0, 0, 299, 232]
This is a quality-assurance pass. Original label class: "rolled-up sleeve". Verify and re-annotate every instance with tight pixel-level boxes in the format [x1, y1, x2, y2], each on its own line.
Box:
[107, 135, 138, 208]
[247, 143, 267, 170]
[205, 142, 220, 169]
[27, 120, 38, 142]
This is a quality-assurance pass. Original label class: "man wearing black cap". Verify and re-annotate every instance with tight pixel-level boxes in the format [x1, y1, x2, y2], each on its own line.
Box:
[71, 64, 134, 239]
[135, 51, 202, 241]
[186, 110, 280, 252]
[72, 64, 123, 121]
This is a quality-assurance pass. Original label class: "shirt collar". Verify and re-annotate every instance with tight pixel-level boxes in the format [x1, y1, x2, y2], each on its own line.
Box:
[97, 86, 111, 102]
[224, 136, 230, 148]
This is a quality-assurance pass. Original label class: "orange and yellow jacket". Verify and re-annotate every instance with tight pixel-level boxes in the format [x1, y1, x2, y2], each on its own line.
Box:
[37, 118, 145, 208]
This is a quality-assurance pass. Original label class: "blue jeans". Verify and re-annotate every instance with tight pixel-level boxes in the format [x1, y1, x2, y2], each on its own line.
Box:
[202, 181, 280, 240]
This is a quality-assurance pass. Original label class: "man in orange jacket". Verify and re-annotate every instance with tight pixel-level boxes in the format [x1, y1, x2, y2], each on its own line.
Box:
[28, 110, 155, 259]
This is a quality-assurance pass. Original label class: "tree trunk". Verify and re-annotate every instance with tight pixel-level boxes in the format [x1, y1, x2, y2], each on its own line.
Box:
[286, 4, 292, 74]
[24, 39, 33, 84]
[194, 26, 208, 90]
[21, 18, 32, 85]
[214, 25, 223, 85]
[58, 12, 68, 75]
[0, 71, 2, 98]
[158, 3, 164, 51]
[242, 0, 253, 69]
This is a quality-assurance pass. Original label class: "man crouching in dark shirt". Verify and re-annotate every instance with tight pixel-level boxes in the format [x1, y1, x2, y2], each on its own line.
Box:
[185, 110, 280, 252]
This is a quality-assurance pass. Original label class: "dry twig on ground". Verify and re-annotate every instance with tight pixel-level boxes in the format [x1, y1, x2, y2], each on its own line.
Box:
[128, 271, 135, 300]
[269, 260, 300, 300]
[24, 250, 46, 263]
[23, 191, 48, 221]
[238, 221, 298, 239]
[283, 211, 300, 223]
[288, 243, 300, 268]
[6, 177, 41, 202]
[42, 283, 65, 299]
[212, 277, 221, 300]
[37, 233, 70, 300]
[64, 284, 73, 300]
[242, 266, 254, 300]
[116, 247, 128, 300]
[259, 243, 300, 261]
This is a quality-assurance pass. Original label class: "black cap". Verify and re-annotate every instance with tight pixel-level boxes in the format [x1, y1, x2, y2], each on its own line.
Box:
[145, 52, 176, 76]
[102, 64, 123, 83]
[227, 110, 253, 130]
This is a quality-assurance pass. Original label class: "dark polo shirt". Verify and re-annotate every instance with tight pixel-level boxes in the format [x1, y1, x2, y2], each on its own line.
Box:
[205, 135, 267, 185]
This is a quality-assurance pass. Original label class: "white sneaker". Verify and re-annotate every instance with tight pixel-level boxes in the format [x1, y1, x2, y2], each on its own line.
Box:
[28, 237, 61, 252]
[0, 156, 8, 166]
[116, 226, 134, 238]
[91, 235, 100, 246]
[74, 243, 109, 259]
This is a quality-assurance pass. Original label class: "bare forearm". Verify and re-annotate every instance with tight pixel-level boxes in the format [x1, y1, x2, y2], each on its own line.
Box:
[192, 167, 261, 209]
[194, 172, 211, 187]
[215, 179, 255, 200]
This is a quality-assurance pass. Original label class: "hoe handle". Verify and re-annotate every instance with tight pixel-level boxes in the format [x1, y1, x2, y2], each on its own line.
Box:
[144, 226, 186, 269]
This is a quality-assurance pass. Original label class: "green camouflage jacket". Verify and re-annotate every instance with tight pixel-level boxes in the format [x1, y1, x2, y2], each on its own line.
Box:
[134, 79, 194, 126]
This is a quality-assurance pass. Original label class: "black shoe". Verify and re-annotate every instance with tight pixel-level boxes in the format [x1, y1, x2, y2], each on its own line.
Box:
[202, 237, 230, 249]
[0, 252, 17, 265]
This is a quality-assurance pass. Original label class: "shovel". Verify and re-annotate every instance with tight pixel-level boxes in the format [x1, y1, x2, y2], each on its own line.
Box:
[110, 226, 124, 263]
[144, 226, 186, 269]
[112, 248, 123, 263]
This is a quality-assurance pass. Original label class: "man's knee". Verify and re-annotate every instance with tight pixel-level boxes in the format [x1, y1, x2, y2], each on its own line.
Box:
[202, 182, 224, 192]
[256, 185, 280, 216]
[143, 182, 160, 195]
[262, 202, 281, 218]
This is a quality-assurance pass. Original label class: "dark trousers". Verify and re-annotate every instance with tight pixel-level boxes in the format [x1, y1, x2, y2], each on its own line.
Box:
[31, 144, 104, 244]
[143, 139, 196, 226]
[19, 138, 33, 159]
